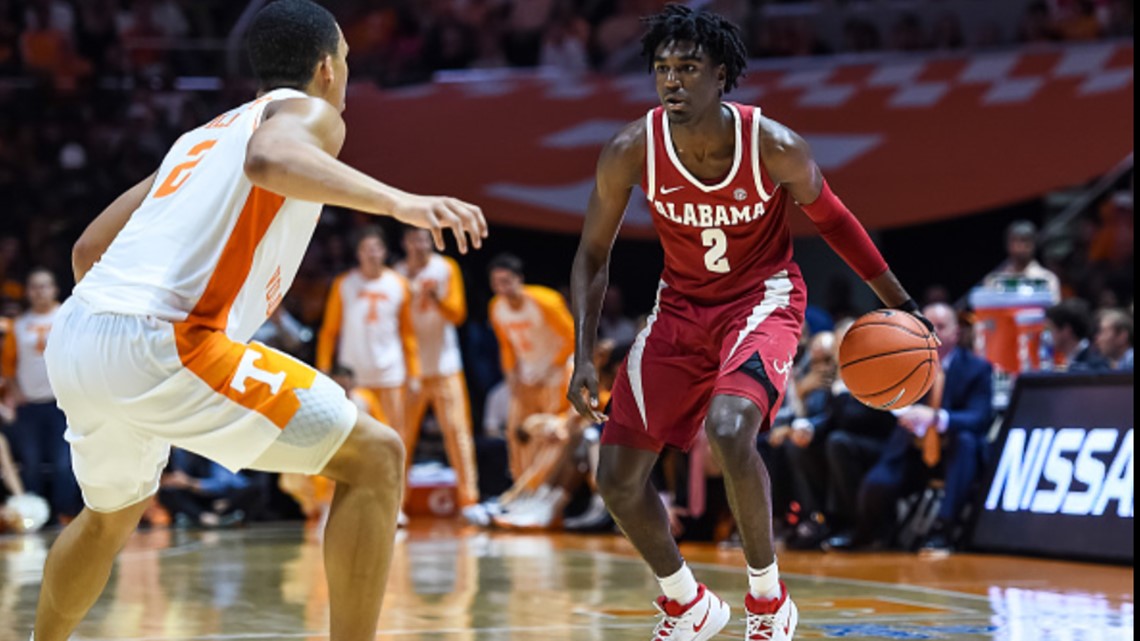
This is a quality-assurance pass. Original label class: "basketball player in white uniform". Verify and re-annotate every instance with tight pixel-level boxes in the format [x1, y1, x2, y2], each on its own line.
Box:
[30, 2, 485, 640]
[318, 226, 420, 437]
[396, 227, 480, 508]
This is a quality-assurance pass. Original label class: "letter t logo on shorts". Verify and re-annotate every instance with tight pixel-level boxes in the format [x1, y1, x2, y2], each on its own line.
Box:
[231, 349, 286, 395]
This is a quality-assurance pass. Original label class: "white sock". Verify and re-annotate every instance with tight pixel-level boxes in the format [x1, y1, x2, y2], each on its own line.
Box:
[749, 561, 782, 600]
[658, 562, 700, 605]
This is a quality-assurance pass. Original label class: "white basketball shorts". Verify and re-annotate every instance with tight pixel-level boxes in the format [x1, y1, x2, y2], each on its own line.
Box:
[45, 296, 358, 512]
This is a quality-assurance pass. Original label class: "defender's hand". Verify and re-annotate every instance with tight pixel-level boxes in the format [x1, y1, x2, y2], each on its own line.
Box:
[392, 195, 487, 254]
[567, 362, 606, 423]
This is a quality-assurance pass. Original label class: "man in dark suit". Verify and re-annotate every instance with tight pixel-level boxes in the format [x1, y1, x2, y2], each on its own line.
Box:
[833, 303, 994, 554]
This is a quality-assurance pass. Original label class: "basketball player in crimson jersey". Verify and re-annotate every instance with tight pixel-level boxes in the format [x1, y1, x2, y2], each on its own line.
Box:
[568, 6, 933, 640]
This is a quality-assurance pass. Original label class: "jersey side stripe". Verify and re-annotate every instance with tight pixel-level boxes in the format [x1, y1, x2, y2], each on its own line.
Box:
[186, 186, 286, 330]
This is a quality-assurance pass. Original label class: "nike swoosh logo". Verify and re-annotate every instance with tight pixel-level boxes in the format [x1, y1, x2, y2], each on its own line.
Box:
[660, 185, 684, 195]
[692, 603, 711, 632]
[873, 388, 906, 410]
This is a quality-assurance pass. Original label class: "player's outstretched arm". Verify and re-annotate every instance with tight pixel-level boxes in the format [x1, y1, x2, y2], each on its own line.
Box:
[761, 117, 928, 322]
[73, 172, 157, 283]
[567, 119, 644, 421]
[245, 97, 487, 253]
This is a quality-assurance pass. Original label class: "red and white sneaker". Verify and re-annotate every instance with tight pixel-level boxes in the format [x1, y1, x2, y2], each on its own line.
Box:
[745, 582, 798, 640]
[651, 584, 731, 640]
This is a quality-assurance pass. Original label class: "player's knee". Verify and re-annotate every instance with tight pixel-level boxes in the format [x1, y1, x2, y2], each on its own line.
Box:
[704, 403, 760, 459]
[77, 505, 143, 546]
[341, 420, 406, 491]
[596, 462, 637, 508]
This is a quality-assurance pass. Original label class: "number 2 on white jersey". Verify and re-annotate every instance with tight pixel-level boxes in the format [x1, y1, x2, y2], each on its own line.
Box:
[154, 139, 217, 198]
[702, 229, 730, 273]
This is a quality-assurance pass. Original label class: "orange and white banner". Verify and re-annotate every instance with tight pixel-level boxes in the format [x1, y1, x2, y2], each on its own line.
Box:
[342, 41, 1133, 238]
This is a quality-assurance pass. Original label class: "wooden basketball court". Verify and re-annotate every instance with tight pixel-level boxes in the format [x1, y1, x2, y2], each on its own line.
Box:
[0, 521, 1132, 640]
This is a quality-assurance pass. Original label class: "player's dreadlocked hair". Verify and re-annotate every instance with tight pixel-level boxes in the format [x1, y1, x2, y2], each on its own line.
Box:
[640, 4, 749, 93]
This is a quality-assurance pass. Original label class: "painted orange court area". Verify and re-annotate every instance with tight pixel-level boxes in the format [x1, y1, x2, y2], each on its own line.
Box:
[0, 520, 1131, 640]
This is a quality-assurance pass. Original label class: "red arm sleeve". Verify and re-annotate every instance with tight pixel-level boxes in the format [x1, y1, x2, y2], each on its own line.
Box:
[799, 180, 889, 281]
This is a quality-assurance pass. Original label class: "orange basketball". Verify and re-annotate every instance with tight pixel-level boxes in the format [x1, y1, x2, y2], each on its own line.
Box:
[838, 309, 940, 411]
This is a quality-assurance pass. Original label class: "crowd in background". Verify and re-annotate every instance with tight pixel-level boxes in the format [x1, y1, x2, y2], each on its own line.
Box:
[0, 0, 1134, 550]
[0, 0, 1133, 270]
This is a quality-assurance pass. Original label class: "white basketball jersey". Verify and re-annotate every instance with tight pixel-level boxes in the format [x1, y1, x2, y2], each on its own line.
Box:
[332, 268, 412, 388]
[3, 306, 58, 402]
[396, 254, 464, 378]
[75, 88, 322, 342]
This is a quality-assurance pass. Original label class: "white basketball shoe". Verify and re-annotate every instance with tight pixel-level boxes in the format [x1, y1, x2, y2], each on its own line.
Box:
[744, 581, 798, 640]
[651, 584, 731, 640]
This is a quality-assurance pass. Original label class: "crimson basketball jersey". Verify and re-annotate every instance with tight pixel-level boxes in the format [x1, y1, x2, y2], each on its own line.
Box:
[642, 103, 793, 305]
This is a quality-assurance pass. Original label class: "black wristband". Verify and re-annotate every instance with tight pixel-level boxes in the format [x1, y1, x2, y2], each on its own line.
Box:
[894, 299, 920, 313]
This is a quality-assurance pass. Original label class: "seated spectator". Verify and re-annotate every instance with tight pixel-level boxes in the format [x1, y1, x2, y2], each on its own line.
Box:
[487, 253, 573, 483]
[1044, 299, 1108, 371]
[158, 449, 263, 529]
[472, 341, 627, 531]
[777, 331, 837, 548]
[1094, 308, 1134, 370]
[985, 220, 1062, 304]
[837, 303, 994, 554]
[782, 322, 900, 550]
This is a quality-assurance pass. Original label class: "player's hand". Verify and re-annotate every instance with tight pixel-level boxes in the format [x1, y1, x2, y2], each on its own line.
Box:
[893, 300, 941, 346]
[567, 361, 606, 423]
[909, 310, 940, 343]
[392, 194, 488, 254]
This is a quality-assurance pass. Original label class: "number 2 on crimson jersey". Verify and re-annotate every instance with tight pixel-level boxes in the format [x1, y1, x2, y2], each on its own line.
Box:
[702, 229, 730, 273]
[154, 139, 217, 198]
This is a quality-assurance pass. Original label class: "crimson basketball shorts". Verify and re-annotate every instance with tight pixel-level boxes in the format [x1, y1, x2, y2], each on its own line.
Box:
[603, 267, 807, 453]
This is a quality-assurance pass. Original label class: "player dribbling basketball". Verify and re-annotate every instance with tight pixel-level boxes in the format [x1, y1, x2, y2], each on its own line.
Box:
[567, 6, 933, 640]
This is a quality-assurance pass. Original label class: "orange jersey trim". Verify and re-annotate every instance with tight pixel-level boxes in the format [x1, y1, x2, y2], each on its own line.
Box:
[186, 186, 286, 329]
[1, 326, 15, 380]
[437, 257, 468, 326]
[316, 273, 347, 372]
[172, 185, 311, 429]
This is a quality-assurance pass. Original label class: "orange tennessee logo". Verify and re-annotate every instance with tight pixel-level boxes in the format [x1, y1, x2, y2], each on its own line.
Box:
[359, 291, 389, 323]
